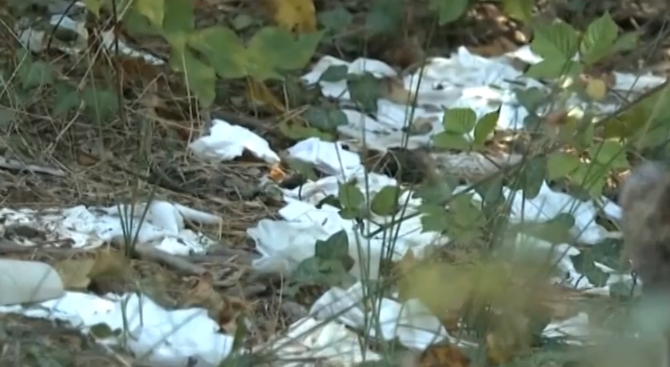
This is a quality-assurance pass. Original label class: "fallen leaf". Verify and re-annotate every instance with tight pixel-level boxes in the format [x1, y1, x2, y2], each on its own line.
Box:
[245, 79, 286, 113]
[89, 249, 130, 280]
[419, 343, 470, 367]
[54, 258, 96, 290]
[381, 76, 415, 105]
[269, 163, 287, 182]
[268, 0, 317, 33]
[218, 296, 253, 334]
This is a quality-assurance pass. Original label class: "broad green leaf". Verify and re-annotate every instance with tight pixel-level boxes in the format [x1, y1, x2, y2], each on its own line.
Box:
[414, 179, 457, 203]
[580, 12, 619, 65]
[525, 59, 582, 79]
[473, 112, 498, 145]
[52, 83, 80, 117]
[447, 194, 485, 243]
[531, 21, 579, 60]
[303, 106, 347, 131]
[133, 0, 164, 28]
[370, 185, 402, 216]
[347, 73, 383, 113]
[588, 140, 629, 169]
[429, 0, 469, 25]
[82, 0, 102, 17]
[503, 0, 534, 23]
[568, 162, 608, 197]
[508, 156, 547, 198]
[338, 181, 365, 210]
[547, 152, 580, 179]
[443, 108, 476, 134]
[169, 48, 216, 107]
[315, 230, 350, 260]
[123, 8, 160, 36]
[611, 31, 640, 53]
[247, 27, 323, 72]
[18, 59, 54, 89]
[571, 251, 610, 287]
[187, 26, 247, 79]
[318, 7, 353, 32]
[320, 65, 348, 82]
[82, 87, 118, 124]
[516, 213, 574, 244]
[279, 120, 334, 141]
[420, 203, 450, 233]
[162, 0, 194, 35]
[365, 0, 404, 35]
[432, 132, 471, 150]
[284, 158, 318, 181]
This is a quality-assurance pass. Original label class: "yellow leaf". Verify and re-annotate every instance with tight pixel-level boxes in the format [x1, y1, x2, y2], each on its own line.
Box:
[245, 79, 286, 112]
[89, 250, 130, 280]
[54, 259, 96, 290]
[586, 78, 608, 101]
[269, 0, 317, 33]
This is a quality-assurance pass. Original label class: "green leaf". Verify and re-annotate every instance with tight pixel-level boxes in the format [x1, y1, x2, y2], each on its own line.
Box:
[568, 162, 608, 197]
[414, 179, 457, 203]
[530, 21, 579, 60]
[169, 47, 216, 107]
[547, 152, 581, 179]
[611, 31, 640, 53]
[525, 59, 582, 79]
[518, 213, 574, 244]
[508, 156, 547, 198]
[318, 7, 353, 32]
[18, 59, 54, 89]
[571, 251, 610, 287]
[133, 0, 164, 28]
[432, 132, 471, 150]
[52, 83, 80, 117]
[580, 12, 619, 65]
[279, 120, 335, 141]
[420, 203, 450, 233]
[443, 108, 476, 134]
[347, 73, 383, 113]
[370, 185, 402, 216]
[320, 65, 348, 82]
[187, 26, 247, 79]
[161, 0, 194, 34]
[590, 238, 625, 271]
[515, 87, 548, 112]
[338, 181, 365, 210]
[82, 0, 102, 17]
[285, 158, 318, 181]
[82, 87, 118, 124]
[429, 0, 469, 25]
[315, 230, 350, 260]
[473, 112, 498, 145]
[503, 0, 534, 23]
[303, 106, 347, 131]
[365, 0, 404, 35]
[447, 194, 485, 243]
[247, 27, 323, 75]
[588, 140, 629, 170]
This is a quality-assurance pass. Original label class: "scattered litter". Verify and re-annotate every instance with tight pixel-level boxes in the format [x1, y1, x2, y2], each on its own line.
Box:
[0, 292, 234, 367]
[543, 312, 593, 345]
[0, 155, 66, 177]
[17, 9, 163, 64]
[0, 201, 220, 255]
[261, 317, 382, 367]
[0, 259, 64, 305]
[190, 118, 281, 164]
[286, 137, 362, 179]
[310, 282, 474, 350]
